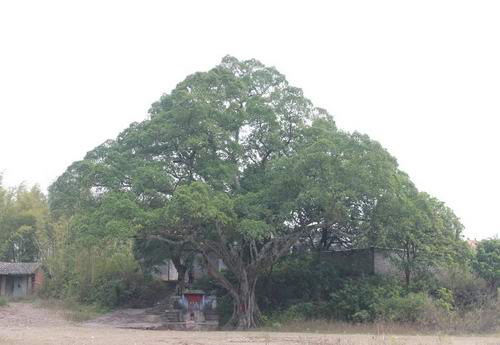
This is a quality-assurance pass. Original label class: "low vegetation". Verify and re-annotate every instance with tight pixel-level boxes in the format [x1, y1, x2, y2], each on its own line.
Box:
[35, 298, 106, 322]
[195, 252, 499, 334]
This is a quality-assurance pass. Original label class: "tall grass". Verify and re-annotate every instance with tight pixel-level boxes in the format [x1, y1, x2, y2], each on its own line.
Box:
[260, 311, 499, 336]
[260, 296, 500, 335]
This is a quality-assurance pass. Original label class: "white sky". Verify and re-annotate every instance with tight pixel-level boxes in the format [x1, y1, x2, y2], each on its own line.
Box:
[0, 1, 499, 239]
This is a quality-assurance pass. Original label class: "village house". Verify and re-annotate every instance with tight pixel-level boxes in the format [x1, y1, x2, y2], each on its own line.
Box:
[0, 262, 44, 298]
[153, 256, 226, 283]
[320, 247, 401, 277]
[155, 247, 400, 286]
[466, 238, 479, 251]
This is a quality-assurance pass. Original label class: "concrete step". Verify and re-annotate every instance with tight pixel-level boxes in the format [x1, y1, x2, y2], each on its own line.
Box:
[163, 310, 182, 322]
[204, 311, 219, 321]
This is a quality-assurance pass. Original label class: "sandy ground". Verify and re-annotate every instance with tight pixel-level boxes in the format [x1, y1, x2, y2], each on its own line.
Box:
[0, 303, 499, 345]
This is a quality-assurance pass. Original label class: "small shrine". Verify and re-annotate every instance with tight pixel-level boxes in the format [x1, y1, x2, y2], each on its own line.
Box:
[162, 289, 218, 330]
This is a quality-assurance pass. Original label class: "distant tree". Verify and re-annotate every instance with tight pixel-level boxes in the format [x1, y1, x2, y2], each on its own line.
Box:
[372, 188, 465, 287]
[474, 239, 500, 291]
[0, 182, 50, 263]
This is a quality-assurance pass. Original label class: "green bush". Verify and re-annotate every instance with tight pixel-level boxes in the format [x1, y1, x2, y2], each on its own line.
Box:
[256, 254, 341, 313]
[374, 292, 429, 322]
[433, 287, 454, 312]
[264, 276, 408, 323]
[282, 302, 317, 321]
[435, 266, 491, 311]
[266, 275, 459, 326]
[40, 241, 174, 309]
[215, 294, 234, 326]
[0, 296, 8, 307]
[326, 276, 403, 322]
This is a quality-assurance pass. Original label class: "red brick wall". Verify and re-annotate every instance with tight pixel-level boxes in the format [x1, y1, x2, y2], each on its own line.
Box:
[33, 268, 44, 291]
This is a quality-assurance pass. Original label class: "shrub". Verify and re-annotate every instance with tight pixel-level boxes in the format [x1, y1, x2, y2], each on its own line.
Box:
[474, 239, 500, 290]
[435, 266, 491, 311]
[282, 302, 317, 321]
[455, 296, 500, 333]
[326, 276, 403, 322]
[256, 254, 341, 313]
[374, 292, 429, 323]
[40, 241, 174, 309]
[433, 287, 454, 312]
[0, 296, 8, 307]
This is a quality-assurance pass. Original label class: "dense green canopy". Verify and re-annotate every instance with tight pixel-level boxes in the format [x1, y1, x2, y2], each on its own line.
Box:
[474, 239, 500, 290]
[0, 178, 50, 263]
[49, 56, 465, 328]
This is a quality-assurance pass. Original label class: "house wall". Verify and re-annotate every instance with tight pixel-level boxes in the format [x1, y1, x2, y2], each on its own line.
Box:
[33, 268, 44, 291]
[0, 272, 42, 297]
[154, 260, 191, 282]
[0, 276, 14, 296]
[154, 260, 180, 282]
[12, 275, 28, 298]
[373, 249, 400, 276]
[321, 248, 375, 276]
[321, 247, 401, 277]
[0, 275, 6, 296]
[154, 255, 226, 283]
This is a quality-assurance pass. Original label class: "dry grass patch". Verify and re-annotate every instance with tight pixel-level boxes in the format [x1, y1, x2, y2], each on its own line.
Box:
[259, 319, 500, 337]
[34, 298, 106, 322]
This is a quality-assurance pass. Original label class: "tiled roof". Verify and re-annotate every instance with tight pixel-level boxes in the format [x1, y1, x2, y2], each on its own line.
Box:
[0, 262, 41, 275]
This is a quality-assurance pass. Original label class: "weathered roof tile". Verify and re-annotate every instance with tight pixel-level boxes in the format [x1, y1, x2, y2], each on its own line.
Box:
[0, 262, 41, 275]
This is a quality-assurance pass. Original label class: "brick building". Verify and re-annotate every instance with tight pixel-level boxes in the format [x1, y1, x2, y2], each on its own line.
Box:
[320, 247, 401, 277]
[0, 262, 44, 298]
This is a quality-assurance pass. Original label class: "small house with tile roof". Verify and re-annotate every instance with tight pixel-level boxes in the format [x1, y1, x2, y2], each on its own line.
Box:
[0, 262, 44, 298]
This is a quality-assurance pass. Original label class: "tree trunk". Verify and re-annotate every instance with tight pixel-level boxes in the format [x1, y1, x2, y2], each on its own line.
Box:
[171, 257, 187, 294]
[225, 275, 261, 329]
[176, 265, 187, 294]
[404, 267, 410, 288]
[198, 233, 304, 329]
[404, 244, 411, 288]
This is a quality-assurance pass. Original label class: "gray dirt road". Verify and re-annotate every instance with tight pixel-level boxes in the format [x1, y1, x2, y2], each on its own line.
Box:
[0, 303, 498, 345]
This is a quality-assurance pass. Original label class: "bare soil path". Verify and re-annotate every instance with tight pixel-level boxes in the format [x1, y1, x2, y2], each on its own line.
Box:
[0, 303, 498, 345]
[0, 302, 71, 328]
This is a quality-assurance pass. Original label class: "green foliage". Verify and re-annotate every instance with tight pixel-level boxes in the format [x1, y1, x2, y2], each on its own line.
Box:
[474, 239, 500, 290]
[49, 56, 363, 328]
[257, 255, 426, 323]
[433, 288, 455, 312]
[253, 251, 495, 328]
[44, 56, 469, 328]
[435, 266, 491, 311]
[40, 239, 167, 308]
[265, 275, 463, 327]
[215, 294, 235, 327]
[258, 253, 499, 332]
[0, 180, 50, 263]
[328, 277, 404, 322]
[0, 296, 8, 307]
[373, 292, 429, 323]
[371, 191, 466, 286]
[280, 302, 317, 321]
[257, 254, 340, 312]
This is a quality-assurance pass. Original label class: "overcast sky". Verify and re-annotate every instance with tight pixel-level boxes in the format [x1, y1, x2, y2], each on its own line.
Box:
[1, 1, 499, 239]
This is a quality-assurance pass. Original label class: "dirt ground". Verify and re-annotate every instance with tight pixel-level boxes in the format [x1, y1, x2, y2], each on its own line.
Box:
[0, 303, 499, 345]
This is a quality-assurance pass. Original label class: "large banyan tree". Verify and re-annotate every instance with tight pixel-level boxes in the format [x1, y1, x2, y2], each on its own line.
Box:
[49, 56, 463, 328]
